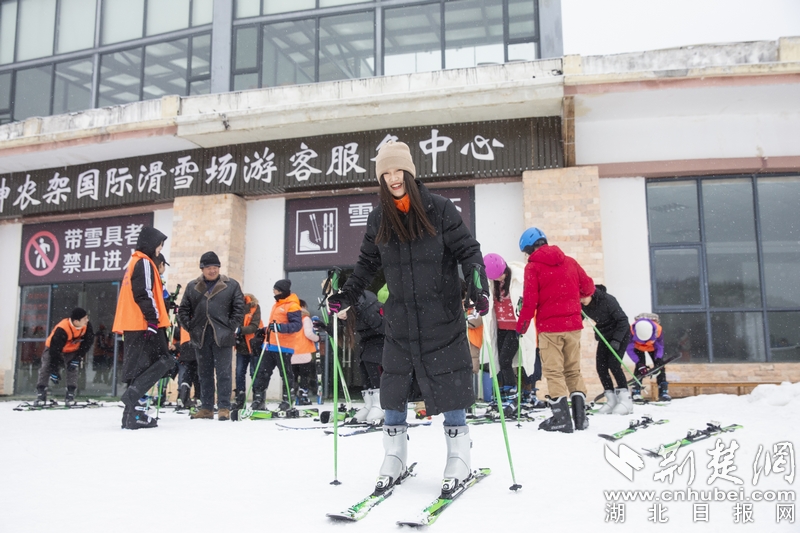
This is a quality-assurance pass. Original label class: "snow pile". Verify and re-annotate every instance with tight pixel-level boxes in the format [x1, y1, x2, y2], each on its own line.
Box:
[747, 381, 800, 407]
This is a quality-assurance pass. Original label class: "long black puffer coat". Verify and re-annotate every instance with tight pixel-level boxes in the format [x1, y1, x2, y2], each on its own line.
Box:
[342, 181, 487, 415]
[354, 290, 384, 365]
[581, 284, 631, 348]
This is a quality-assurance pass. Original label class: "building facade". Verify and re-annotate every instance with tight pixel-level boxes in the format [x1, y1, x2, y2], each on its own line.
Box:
[0, 0, 798, 398]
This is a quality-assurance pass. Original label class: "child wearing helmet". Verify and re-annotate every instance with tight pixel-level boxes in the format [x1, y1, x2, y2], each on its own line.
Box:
[482, 253, 543, 408]
[516, 227, 595, 433]
[626, 313, 669, 401]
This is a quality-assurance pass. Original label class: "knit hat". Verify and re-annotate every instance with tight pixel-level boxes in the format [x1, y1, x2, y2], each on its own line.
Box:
[71, 307, 88, 321]
[199, 251, 221, 268]
[375, 141, 416, 180]
[274, 279, 292, 294]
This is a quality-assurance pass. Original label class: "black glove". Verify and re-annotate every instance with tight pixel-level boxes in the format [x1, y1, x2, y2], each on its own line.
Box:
[464, 264, 489, 316]
[327, 290, 353, 315]
[609, 339, 621, 352]
[143, 322, 158, 341]
[50, 372, 61, 385]
[67, 359, 80, 371]
[268, 323, 283, 333]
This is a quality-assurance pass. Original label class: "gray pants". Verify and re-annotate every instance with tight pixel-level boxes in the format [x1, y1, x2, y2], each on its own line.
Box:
[37, 348, 78, 389]
[197, 333, 233, 410]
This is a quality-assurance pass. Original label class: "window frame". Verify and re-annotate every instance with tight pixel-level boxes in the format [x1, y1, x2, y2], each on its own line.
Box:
[646, 173, 800, 363]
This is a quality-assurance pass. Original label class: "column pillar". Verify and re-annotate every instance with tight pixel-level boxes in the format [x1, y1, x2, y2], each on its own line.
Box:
[521, 166, 604, 396]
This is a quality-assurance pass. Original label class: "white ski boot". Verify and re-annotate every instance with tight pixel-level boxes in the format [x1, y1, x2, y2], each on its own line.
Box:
[597, 390, 617, 414]
[611, 388, 634, 415]
[354, 388, 374, 423]
[442, 426, 472, 494]
[365, 389, 384, 425]
[376, 425, 408, 491]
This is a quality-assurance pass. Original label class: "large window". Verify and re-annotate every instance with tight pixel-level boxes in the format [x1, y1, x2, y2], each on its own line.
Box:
[15, 282, 122, 396]
[234, 0, 539, 89]
[647, 175, 800, 363]
[0, 0, 212, 123]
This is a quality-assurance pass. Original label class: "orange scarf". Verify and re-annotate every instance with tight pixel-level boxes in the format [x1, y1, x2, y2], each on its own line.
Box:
[393, 195, 410, 213]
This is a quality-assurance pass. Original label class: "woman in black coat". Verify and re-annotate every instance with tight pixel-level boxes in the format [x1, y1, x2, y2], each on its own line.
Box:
[328, 141, 489, 493]
[581, 284, 633, 414]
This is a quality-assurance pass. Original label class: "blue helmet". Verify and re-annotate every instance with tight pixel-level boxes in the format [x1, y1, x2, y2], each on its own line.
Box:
[519, 227, 547, 253]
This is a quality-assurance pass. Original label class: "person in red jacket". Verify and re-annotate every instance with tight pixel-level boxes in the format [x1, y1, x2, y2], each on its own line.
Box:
[516, 227, 595, 433]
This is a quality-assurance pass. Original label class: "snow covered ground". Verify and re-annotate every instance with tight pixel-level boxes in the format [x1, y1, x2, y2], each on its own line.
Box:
[2, 383, 799, 533]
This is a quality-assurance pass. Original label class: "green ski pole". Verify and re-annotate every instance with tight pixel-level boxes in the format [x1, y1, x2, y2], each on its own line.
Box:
[516, 348, 522, 427]
[475, 268, 521, 491]
[330, 311, 341, 485]
[581, 310, 641, 387]
[485, 333, 522, 491]
[271, 324, 295, 410]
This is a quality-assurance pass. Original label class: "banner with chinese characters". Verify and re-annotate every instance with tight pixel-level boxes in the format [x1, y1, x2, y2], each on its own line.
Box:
[285, 187, 473, 270]
[0, 117, 560, 220]
[18, 213, 154, 285]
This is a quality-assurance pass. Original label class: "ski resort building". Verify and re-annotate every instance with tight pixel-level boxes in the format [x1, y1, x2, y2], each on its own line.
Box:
[0, 0, 798, 399]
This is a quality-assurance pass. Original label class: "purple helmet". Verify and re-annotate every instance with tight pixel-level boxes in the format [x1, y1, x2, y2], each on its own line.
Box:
[484, 253, 507, 280]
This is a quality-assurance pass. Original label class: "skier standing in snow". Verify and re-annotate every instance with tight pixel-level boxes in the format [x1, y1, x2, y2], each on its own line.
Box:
[482, 253, 543, 407]
[113, 226, 173, 429]
[339, 289, 385, 423]
[178, 251, 245, 421]
[580, 284, 633, 414]
[250, 279, 301, 410]
[327, 140, 489, 494]
[515, 228, 595, 433]
[35, 307, 94, 406]
[232, 294, 263, 410]
[627, 313, 669, 401]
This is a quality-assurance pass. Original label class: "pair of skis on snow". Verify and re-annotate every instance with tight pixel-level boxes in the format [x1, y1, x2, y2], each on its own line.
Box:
[14, 400, 103, 411]
[230, 406, 320, 421]
[276, 420, 432, 437]
[327, 464, 492, 526]
[599, 417, 743, 457]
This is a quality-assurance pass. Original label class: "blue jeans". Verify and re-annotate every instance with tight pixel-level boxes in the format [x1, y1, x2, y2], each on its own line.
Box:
[385, 407, 466, 427]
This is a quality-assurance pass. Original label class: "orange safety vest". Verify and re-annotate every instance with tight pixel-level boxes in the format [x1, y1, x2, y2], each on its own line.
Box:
[45, 318, 87, 354]
[292, 315, 317, 355]
[467, 316, 484, 349]
[632, 323, 663, 353]
[268, 293, 304, 353]
[243, 307, 264, 347]
[180, 327, 190, 345]
[112, 251, 170, 334]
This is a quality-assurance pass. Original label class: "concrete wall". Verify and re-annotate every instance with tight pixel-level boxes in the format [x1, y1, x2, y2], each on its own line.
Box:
[244, 196, 286, 399]
[169, 194, 246, 292]
[598, 177, 652, 317]
[0, 223, 22, 394]
[474, 181, 527, 265]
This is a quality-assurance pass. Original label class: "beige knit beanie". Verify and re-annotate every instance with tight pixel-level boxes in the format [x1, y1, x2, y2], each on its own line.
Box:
[375, 140, 416, 180]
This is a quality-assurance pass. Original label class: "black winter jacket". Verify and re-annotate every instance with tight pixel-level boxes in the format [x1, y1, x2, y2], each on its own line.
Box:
[178, 275, 245, 348]
[48, 322, 95, 362]
[581, 284, 630, 347]
[354, 290, 384, 365]
[342, 181, 487, 415]
[130, 227, 168, 325]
